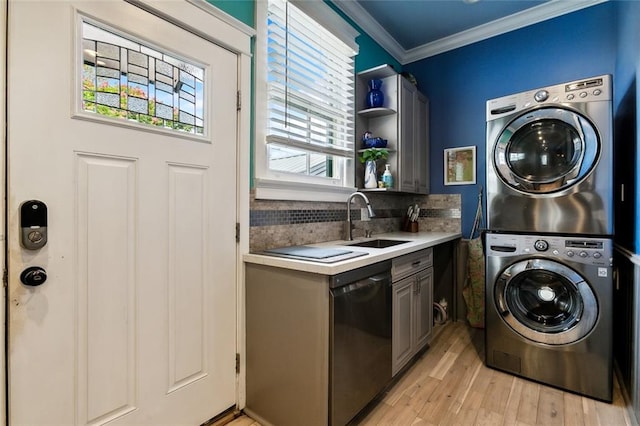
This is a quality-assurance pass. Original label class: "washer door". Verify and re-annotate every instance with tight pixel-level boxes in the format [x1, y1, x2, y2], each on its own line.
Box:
[494, 258, 598, 345]
[493, 107, 599, 193]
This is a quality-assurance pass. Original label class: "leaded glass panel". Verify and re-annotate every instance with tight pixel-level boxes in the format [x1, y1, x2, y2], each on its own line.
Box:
[81, 21, 205, 135]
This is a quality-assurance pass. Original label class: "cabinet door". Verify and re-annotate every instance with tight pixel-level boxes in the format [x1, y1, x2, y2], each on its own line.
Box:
[399, 77, 417, 192]
[392, 277, 415, 375]
[414, 268, 434, 351]
[415, 92, 429, 194]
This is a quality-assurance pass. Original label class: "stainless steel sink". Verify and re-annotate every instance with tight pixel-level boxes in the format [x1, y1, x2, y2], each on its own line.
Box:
[345, 239, 410, 248]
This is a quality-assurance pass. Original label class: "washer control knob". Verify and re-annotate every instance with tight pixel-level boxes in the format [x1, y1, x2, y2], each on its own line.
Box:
[566, 250, 575, 257]
[567, 94, 575, 100]
[593, 89, 602, 96]
[534, 240, 549, 252]
[552, 249, 560, 255]
[579, 251, 589, 258]
[593, 252, 602, 259]
[580, 91, 588, 98]
[534, 90, 549, 102]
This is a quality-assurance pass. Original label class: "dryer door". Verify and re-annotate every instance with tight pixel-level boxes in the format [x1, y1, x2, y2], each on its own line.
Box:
[493, 107, 599, 194]
[494, 258, 598, 345]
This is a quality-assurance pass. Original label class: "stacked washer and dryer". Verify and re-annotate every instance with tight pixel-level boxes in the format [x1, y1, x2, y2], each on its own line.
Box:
[484, 75, 614, 402]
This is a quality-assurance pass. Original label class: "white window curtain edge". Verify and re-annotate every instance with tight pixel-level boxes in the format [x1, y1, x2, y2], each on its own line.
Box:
[290, 0, 359, 54]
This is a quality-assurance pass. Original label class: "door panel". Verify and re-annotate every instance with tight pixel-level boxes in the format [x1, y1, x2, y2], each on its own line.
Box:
[7, 1, 237, 424]
[414, 268, 433, 350]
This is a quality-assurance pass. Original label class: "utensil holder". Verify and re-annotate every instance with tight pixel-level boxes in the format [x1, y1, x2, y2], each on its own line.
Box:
[404, 221, 418, 233]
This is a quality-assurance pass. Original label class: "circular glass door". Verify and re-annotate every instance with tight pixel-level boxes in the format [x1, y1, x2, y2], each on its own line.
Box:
[494, 258, 598, 345]
[493, 107, 600, 194]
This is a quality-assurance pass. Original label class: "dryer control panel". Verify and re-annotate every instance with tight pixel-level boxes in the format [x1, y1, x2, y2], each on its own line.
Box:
[486, 233, 612, 267]
[486, 74, 612, 120]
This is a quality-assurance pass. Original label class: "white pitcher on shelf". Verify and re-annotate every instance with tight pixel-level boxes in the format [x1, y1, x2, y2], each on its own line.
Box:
[364, 160, 378, 188]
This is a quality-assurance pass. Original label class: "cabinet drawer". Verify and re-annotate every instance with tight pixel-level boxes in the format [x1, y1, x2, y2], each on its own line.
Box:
[392, 248, 433, 281]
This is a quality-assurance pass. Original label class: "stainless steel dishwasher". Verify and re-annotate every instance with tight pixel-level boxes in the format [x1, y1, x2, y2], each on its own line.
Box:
[329, 260, 392, 425]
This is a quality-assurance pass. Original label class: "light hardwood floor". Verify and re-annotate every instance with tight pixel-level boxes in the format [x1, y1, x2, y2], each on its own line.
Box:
[229, 322, 634, 426]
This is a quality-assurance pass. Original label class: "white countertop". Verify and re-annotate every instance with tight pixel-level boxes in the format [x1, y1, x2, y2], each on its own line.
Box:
[243, 231, 462, 275]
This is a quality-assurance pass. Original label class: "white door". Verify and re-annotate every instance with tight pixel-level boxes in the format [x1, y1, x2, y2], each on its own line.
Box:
[7, 1, 238, 424]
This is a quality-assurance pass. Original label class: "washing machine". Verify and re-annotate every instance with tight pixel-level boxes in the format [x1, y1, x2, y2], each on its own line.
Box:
[486, 75, 613, 236]
[485, 232, 613, 402]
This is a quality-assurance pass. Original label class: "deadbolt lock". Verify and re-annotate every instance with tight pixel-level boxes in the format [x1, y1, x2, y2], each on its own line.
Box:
[20, 200, 48, 250]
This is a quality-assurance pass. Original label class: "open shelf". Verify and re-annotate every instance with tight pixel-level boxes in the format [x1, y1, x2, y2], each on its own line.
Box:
[357, 107, 396, 118]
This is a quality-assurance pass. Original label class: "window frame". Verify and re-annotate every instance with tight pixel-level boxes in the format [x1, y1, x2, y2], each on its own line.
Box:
[254, 0, 359, 202]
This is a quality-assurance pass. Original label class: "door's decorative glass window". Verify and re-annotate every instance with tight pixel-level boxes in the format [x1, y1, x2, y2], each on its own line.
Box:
[81, 21, 204, 135]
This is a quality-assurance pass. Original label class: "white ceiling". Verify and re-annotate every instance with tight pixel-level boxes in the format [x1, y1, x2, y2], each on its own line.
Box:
[332, 0, 608, 64]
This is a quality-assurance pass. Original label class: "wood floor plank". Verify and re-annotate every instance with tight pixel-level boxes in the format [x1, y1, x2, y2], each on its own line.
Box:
[516, 379, 541, 425]
[562, 392, 586, 426]
[428, 350, 459, 380]
[502, 376, 525, 426]
[594, 393, 628, 426]
[480, 369, 514, 415]
[448, 351, 483, 414]
[404, 375, 441, 415]
[537, 387, 565, 425]
[475, 407, 505, 425]
[418, 338, 488, 423]
[449, 406, 480, 425]
[580, 397, 601, 426]
[375, 394, 421, 425]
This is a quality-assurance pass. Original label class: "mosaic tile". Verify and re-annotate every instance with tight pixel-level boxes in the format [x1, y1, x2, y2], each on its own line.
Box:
[249, 192, 462, 251]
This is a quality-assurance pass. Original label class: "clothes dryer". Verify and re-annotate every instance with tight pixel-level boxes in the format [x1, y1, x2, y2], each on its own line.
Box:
[486, 75, 613, 236]
[485, 232, 613, 401]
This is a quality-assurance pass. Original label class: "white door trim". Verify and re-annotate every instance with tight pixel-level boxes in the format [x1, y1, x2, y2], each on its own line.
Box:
[0, 0, 7, 421]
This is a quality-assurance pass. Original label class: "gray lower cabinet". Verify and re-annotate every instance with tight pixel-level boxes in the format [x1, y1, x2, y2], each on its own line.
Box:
[245, 264, 330, 426]
[392, 249, 434, 375]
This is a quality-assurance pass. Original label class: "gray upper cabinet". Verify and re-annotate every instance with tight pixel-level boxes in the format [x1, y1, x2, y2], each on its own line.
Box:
[399, 77, 429, 193]
[355, 65, 429, 194]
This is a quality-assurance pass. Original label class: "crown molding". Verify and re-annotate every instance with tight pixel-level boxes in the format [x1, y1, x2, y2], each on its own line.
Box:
[334, 0, 608, 65]
[402, 0, 608, 63]
[331, 0, 405, 63]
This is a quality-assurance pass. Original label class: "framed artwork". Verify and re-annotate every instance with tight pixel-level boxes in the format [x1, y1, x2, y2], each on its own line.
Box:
[444, 146, 476, 185]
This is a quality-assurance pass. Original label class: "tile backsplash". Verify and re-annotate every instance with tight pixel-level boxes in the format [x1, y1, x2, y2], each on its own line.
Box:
[249, 191, 461, 252]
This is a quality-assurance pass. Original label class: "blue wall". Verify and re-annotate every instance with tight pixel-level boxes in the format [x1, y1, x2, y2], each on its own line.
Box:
[405, 3, 618, 239]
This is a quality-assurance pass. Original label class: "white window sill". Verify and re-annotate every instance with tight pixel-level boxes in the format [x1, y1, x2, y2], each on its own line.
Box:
[254, 178, 356, 203]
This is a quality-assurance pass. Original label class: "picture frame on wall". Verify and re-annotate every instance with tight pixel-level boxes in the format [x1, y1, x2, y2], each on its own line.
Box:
[444, 146, 476, 185]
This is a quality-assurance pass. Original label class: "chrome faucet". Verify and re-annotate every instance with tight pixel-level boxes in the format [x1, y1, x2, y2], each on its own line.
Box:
[346, 192, 375, 240]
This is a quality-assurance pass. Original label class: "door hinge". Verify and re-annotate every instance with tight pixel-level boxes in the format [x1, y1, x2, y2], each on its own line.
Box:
[236, 90, 241, 111]
[235, 223, 240, 243]
[235, 353, 240, 374]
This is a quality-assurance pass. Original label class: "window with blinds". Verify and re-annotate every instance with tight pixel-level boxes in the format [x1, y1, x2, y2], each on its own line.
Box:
[260, 0, 356, 188]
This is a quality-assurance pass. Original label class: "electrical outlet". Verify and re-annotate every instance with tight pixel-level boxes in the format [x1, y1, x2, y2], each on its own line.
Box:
[360, 207, 371, 221]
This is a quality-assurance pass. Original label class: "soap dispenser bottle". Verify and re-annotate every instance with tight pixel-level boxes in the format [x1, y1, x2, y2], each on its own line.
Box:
[382, 164, 393, 189]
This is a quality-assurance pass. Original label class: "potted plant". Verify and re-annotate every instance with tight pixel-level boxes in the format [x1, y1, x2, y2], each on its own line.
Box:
[359, 148, 389, 188]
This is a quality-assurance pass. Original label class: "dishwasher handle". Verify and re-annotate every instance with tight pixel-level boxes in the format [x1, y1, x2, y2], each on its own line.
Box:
[331, 273, 390, 297]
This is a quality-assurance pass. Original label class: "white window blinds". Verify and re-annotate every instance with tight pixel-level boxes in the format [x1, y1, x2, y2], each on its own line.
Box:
[266, 0, 356, 177]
